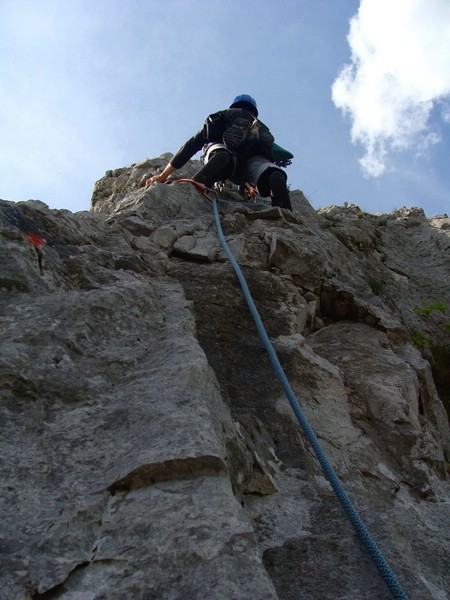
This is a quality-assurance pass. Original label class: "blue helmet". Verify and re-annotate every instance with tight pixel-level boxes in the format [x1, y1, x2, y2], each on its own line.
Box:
[230, 94, 258, 116]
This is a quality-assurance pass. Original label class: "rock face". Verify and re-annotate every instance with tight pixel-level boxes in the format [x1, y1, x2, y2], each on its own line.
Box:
[1, 155, 449, 600]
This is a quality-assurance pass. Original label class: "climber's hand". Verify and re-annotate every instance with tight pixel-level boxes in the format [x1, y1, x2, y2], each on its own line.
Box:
[141, 164, 176, 187]
[144, 173, 167, 186]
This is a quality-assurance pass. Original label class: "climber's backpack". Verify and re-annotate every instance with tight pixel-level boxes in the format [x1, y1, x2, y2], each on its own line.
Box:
[204, 108, 293, 167]
[268, 143, 294, 167]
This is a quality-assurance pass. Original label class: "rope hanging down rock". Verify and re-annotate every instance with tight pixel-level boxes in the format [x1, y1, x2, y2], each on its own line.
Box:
[167, 179, 410, 600]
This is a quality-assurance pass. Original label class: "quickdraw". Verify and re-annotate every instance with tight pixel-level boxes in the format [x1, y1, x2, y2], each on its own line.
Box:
[167, 179, 270, 208]
[240, 182, 258, 202]
[169, 178, 218, 201]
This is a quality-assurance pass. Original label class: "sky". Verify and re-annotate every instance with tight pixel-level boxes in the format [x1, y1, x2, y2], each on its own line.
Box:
[1, 0, 449, 217]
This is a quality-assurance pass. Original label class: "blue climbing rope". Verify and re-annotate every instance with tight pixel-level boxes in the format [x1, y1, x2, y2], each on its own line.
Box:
[211, 198, 410, 600]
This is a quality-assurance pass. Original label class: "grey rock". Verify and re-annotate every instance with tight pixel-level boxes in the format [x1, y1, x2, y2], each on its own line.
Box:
[0, 160, 449, 600]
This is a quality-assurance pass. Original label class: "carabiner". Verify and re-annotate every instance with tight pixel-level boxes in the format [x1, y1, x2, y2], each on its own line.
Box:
[171, 179, 218, 201]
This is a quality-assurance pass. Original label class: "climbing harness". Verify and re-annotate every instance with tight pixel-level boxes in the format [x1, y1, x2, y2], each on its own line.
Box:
[169, 179, 410, 600]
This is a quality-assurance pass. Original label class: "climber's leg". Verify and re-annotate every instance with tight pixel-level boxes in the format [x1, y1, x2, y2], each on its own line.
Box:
[257, 167, 292, 211]
[193, 150, 233, 188]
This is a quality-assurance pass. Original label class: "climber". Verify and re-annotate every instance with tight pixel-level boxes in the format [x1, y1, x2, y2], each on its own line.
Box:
[145, 94, 293, 211]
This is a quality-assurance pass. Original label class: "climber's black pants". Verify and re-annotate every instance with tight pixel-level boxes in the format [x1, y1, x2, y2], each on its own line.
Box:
[193, 151, 233, 188]
[257, 168, 292, 211]
[194, 150, 292, 211]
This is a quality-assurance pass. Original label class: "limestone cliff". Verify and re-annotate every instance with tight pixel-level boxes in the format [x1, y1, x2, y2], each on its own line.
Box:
[1, 155, 449, 600]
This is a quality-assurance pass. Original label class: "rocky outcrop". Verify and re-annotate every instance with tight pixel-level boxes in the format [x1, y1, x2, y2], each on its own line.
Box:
[1, 155, 449, 599]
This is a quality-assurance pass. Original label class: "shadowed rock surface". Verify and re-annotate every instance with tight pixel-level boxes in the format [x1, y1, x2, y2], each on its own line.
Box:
[1, 155, 449, 599]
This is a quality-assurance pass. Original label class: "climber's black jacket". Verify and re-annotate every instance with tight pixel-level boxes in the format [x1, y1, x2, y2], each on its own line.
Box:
[170, 130, 206, 170]
[169, 108, 255, 169]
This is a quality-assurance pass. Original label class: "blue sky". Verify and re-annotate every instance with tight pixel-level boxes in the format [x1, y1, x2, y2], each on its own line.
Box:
[1, 0, 449, 216]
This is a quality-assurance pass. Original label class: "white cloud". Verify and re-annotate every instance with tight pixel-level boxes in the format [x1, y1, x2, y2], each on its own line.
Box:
[332, 0, 450, 177]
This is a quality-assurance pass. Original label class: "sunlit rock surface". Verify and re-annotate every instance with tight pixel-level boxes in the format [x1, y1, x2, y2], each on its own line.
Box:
[1, 156, 449, 599]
